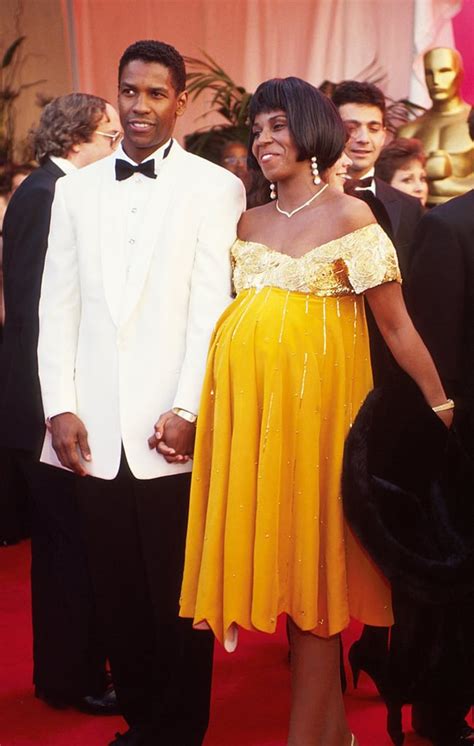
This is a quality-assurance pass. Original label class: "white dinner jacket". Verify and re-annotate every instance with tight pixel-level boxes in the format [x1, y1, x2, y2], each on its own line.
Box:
[38, 142, 246, 479]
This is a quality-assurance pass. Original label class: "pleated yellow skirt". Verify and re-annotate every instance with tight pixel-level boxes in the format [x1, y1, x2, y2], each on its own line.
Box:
[180, 287, 393, 645]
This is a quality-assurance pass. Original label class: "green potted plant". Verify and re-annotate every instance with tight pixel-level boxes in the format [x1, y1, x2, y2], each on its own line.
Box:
[0, 35, 45, 167]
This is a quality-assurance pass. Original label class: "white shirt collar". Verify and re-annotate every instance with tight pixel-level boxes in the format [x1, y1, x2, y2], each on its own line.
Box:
[50, 155, 77, 175]
[354, 167, 376, 195]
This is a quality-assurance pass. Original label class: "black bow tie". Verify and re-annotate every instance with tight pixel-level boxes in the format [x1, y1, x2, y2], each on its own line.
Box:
[115, 159, 156, 181]
[346, 176, 374, 191]
[115, 141, 173, 182]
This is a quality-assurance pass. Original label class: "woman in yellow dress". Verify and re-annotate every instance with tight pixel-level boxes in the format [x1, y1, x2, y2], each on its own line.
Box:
[177, 78, 453, 746]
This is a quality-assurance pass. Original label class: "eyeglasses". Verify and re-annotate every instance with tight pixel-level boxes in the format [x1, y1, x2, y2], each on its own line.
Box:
[96, 130, 123, 149]
[222, 156, 247, 166]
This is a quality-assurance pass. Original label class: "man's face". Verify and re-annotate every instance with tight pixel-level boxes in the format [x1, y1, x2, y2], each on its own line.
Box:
[118, 60, 187, 163]
[74, 103, 122, 168]
[338, 103, 386, 176]
[424, 48, 460, 104]
[220, 141, 251, 190]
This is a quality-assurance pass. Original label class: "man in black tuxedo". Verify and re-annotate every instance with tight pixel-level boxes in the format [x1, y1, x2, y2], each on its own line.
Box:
[409, 110, 474, 447]
[332, 80, 425, 697]
[333, 80, 424, 279]
[405, 109, 474, 746]
[333, 80, 424, 385]
[0, 93, 121, 713]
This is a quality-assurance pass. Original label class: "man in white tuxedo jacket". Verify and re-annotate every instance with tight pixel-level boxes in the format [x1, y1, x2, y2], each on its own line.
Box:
[38, 40, 245, 746]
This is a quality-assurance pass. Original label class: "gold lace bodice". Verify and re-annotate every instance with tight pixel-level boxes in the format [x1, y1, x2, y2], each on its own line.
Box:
[232, 223, 401, 297]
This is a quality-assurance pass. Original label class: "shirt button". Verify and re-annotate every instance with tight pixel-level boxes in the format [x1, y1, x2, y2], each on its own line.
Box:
[129, 238, 135, 245]
[131, 207, 137, 213]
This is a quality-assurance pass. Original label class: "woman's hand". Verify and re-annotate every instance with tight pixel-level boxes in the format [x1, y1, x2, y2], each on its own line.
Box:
[433, 408, 454, 429]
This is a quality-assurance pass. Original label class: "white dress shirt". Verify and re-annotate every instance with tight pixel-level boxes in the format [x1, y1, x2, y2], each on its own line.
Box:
[354, 167, 376, 195]
[113, 140, 172, 297]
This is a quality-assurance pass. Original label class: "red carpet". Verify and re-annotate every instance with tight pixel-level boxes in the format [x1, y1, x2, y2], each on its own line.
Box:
[0, 541, 439, 745]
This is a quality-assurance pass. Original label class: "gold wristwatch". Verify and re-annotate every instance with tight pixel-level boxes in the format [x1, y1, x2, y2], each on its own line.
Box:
[172, 407, 197, 424]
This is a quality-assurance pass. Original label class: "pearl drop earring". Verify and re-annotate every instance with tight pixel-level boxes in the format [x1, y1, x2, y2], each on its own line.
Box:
[270, 182, 276, 199]
[311, 156, 321, 185]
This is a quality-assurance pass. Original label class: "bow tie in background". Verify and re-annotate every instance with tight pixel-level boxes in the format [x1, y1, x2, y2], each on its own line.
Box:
[346, 176, 374, 191]
[115, 159, 156, 181]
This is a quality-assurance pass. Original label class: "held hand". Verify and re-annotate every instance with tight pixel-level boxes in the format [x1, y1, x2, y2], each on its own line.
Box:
[148, 410, 195, 464]
[50, 412, 91, 476]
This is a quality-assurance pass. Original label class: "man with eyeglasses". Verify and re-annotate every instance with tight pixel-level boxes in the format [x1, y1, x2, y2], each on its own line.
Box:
[96, 128, 123, 149]
[0, 93, 121, 714]
[219, 139, 252, 193]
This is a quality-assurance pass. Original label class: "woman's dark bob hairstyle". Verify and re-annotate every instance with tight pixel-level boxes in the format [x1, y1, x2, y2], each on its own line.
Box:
[248, 77, 347, 174]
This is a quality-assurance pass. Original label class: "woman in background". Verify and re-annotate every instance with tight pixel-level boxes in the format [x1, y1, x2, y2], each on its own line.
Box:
[375, 138, 428, 206]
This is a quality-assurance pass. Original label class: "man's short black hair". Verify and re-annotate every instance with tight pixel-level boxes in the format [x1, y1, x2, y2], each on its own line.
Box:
[332, 80, 386, 120]
[247, 77, 346, 173]
[118, 40, 186, 93]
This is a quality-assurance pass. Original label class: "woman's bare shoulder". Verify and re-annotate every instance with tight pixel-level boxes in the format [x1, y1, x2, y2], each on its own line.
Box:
[238, 203, 273, 240]
[329, 191, 377, 233]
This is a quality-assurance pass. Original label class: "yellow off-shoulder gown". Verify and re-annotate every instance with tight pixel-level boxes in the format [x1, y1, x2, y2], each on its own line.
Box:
[180, 224, 400, 647]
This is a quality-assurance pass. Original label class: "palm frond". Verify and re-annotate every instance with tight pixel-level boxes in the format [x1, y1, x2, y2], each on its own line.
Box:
[2, 36, 26, 69]
[184, 52, 251, 128]
[183, 52, 428, 157]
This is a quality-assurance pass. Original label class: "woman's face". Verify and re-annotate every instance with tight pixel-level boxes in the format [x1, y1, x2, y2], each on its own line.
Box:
[323, 152, 352, 192]
[390, 159, 428, 206]
[251, 109, 301, 182]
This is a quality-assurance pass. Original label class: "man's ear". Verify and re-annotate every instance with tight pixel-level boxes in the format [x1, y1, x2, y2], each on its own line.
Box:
[176, 90, 188, 118]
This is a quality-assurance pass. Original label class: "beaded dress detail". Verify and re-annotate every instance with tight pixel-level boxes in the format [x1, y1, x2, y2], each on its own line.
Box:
[180, 224, 400, 646]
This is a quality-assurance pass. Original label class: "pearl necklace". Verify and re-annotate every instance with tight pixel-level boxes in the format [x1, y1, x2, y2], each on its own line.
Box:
[276, 183, 329, 218]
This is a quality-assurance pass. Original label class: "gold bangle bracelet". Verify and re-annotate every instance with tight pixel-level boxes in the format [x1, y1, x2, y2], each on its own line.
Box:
[432, 399, 455, 413]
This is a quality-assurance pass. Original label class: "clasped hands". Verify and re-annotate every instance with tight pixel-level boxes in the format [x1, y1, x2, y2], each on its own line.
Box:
[49, 410, 195, 476]
[147, 410, 195, 464]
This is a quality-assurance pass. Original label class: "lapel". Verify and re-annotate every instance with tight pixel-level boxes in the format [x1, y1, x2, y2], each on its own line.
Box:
[99, 157, 127, 326]
[99, 144, 183, 327]
[374, 178, 401, 237]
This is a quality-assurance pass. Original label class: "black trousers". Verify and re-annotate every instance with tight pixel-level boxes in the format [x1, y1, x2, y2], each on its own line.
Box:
[14, 450, 106, 695]
[76, 455, 214, 746]
[0, 446, 30, 544]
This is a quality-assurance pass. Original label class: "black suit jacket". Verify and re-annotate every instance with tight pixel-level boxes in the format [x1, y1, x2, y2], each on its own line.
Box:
[0, 159, 64, 453]
[374, 177, 424, 280]
[352, 182, 423, 385]
[408, 190, 474, 450]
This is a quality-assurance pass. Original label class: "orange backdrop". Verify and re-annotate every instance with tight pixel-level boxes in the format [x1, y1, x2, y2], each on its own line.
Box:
[68, 0, 418, 141]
